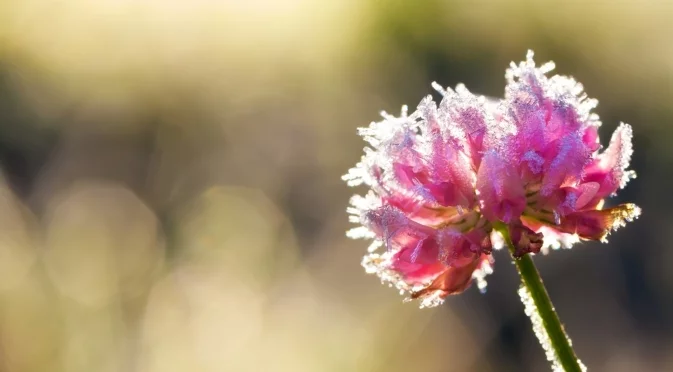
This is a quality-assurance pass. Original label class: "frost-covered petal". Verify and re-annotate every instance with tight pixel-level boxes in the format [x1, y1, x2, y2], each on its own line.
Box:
[583, 123, 636, 199]
[557, 203, 641, 241]
[540, 134, 591, 196]
[419, 91, 480, 207]
[409, 253, 489, 303]
[505, 51, 600, 138]
[426, 133, 476, 208]
[390, 238, 446, 283]
[434, 83, 492, 167]
[549, 182, 601, 216]
[476, 151, 526, 223]
[582, 125, 601, 153]
[383, 193, 462, 226]
[504, 50, 600, 191]
[361, 205, 434, 250]
[504, 80, 546, 154]
[572, 182, 600, 210]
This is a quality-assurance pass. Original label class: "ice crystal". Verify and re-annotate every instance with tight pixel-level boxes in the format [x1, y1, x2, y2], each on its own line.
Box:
[518, 285, 587, 372]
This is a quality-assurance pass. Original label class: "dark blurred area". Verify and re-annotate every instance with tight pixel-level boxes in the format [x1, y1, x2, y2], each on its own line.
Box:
[0, 1, 670, 371]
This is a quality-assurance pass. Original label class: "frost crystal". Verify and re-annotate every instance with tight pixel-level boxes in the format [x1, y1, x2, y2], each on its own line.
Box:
[518, 286, 587, 372]
[344, 50, 640, 307]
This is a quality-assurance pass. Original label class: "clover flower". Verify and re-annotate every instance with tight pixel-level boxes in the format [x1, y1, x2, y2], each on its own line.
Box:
[343, 51, 640, 308]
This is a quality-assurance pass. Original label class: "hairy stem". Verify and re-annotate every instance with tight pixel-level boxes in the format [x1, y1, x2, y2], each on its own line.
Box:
[495, 224, 585, 372]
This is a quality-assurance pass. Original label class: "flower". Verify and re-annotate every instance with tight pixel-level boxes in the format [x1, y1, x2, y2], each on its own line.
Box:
[343, 51, 641, 308]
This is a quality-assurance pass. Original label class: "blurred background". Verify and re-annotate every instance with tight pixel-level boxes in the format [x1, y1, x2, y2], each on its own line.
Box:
[0, 0, 670, 371]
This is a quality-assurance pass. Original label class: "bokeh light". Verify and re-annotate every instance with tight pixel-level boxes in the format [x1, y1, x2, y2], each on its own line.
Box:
[0, 0, 670, 371]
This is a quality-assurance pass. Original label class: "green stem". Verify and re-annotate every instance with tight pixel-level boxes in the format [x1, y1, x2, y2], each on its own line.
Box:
[495, 223, 584, 372]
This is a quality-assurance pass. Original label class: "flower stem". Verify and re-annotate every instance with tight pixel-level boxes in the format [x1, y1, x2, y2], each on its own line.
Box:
[495, 224, 584, 372]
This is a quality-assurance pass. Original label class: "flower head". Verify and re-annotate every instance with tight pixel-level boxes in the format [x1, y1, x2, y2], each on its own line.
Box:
[344, 51, 640, 308]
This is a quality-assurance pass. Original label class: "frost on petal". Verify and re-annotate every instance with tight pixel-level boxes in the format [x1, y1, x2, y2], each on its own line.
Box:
[522, 150, 545, 175]
[361, 227, 494, 308]
[584, 123, 636, 198]
[505, 50, 601, 167]
[435, 83, 492, 167]
[427, 150, 475, 208]
[436, 226, 491, 266]
[424, 124, 476, 208]
[362, 205, 434, 251]
[548, 182, 602, 216]
[391, 162, 431, 193]
[476, 151, 526, 223]
[540, 134, 591, 196]
[390, 238, 447, 284]
[582, 125, 601, 153]
[362, 251, 412, 295]
[419, 86, 483, 206]
[385, 195, 466, 227]
[409, 253, 484, 304]
[572, 182, 600, 210]
[504, 80, 546, 154]
[506, 51, 600, 132]
[558, 203, 641, 242]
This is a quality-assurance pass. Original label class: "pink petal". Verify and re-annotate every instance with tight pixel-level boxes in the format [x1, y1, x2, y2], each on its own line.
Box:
[558, 203, 641, 241]
[428, 135, 475, 208]
[390, 238, 446, 283]
[553, 182, 601, 215]
[540, 134, 590, 195]
[393, 161, 429, 190]
[582, 126, 601, 153]
[364, 206, 434, 249]
[574, 182, 600, 210]
[476, 151, 526, 223]
[583, 123, 635, 199]
[410, 253, 488, 300]
[438, 84, 490, 167]
[544, 100, 582, 141]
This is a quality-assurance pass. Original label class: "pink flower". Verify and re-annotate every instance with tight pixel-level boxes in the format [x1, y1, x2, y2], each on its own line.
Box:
[344, 51, 640, 308]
